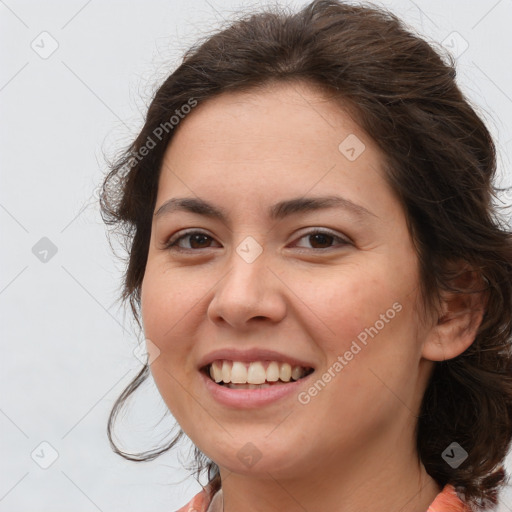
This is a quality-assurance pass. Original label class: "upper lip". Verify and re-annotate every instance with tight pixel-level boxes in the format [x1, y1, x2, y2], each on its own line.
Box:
[198, 348, 316, 370]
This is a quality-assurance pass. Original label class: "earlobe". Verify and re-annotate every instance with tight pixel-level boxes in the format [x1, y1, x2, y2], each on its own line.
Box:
[421, 266, 488, 362]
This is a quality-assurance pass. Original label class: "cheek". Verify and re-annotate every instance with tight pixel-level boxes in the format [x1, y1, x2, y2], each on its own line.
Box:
[140, 269, 200, 420]
[311, 266, 423, 398]
[141, 263, 198, 342]
[140, 265, 204, 408]
[308, 263, 410, 352]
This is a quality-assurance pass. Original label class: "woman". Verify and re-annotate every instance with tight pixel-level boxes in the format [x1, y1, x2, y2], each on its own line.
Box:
[100, 1, 512, 511]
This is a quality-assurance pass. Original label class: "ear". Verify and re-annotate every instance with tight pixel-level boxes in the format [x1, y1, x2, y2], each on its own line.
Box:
[421, 262, 488, 362]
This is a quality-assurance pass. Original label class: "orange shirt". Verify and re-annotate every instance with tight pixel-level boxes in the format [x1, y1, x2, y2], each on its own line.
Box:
[175, 483, 470, 512]
[427, 484, 470, 512]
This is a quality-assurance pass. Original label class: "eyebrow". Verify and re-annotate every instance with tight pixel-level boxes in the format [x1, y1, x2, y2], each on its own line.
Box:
[154, 195, 376, 223]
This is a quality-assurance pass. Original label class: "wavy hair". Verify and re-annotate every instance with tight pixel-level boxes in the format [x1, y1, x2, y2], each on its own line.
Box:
[100, 1, 512, 509]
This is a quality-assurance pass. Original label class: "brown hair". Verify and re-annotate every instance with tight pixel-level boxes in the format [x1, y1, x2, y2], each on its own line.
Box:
[100, 1, 512, 509]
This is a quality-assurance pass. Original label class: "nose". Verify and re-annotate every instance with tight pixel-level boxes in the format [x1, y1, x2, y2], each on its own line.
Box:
[207, 245, 287, 330]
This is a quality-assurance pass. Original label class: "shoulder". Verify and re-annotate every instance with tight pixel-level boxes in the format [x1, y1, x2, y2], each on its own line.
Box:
[427, 484, 471, 512]
[177, 483, 469, 512]
[175, 488, 212, 512]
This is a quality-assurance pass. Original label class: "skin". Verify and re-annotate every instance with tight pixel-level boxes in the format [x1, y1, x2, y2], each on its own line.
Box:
[140, 81, 483, 512]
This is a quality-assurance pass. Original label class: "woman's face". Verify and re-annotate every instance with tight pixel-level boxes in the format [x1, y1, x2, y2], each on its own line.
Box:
[141, 81, 436, 479]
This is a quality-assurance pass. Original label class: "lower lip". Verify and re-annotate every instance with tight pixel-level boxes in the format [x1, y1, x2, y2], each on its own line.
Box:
[201, 371, 313, 409]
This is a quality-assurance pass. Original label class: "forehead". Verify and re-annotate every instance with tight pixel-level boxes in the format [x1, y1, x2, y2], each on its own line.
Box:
[154, 81, 398, 224]
[160, 81, 381, 172]
[168, 81, 366, 157]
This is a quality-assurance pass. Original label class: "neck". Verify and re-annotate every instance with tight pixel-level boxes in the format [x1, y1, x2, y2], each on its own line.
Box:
[217, 430, 441, 512]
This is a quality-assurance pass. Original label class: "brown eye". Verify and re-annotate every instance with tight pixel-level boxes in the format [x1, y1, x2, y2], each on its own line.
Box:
[292, 230, 350, 250]
[164, 231, 220, 251]
[307, 233, 335, 249]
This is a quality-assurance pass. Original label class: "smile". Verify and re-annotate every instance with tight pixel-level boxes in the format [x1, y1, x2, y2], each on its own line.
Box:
[204, 360, 314, 388]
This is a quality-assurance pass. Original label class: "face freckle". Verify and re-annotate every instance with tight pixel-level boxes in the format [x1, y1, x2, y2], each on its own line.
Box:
[140, 80, 435, 481]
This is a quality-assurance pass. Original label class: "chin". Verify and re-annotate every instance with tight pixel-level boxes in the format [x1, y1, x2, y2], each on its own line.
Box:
[197, 432, 306, 478]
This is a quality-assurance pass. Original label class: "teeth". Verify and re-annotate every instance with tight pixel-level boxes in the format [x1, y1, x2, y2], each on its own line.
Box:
[207, 360, 310, 385]
[291, 365, 303, 381]
[266, 361, 280, 382]
[222, 361, 231, 383]
[247, 361, 267, 384]
[231, 361, 248, 383]
[227, 383, 271, 389]
[210, 361, 223, 383]
[279, 362, 292, 382]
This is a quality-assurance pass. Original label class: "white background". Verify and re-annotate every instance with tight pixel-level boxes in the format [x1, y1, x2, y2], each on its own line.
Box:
[1, 1, 511, 511]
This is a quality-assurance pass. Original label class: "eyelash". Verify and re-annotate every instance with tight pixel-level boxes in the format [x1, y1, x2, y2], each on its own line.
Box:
[163, 229, 351, 252]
